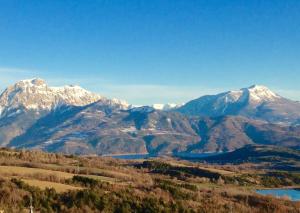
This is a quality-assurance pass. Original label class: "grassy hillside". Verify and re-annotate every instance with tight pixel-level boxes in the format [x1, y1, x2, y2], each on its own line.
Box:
[0, 148, 299, 212]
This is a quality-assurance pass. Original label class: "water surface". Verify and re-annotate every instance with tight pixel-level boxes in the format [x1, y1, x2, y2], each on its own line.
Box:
[173, 152, 222, 159]
[256, 188, 300, 201]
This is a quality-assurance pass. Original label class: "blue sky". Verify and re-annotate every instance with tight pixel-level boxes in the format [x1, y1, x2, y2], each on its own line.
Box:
[0, 0, 300, 105]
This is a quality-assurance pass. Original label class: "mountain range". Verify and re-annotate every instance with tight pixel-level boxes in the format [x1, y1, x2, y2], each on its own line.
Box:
[1, 78, 300, 155]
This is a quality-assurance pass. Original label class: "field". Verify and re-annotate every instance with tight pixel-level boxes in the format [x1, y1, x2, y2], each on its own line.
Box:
[0, 165, 74, 179]
[21, 179, 82, 193]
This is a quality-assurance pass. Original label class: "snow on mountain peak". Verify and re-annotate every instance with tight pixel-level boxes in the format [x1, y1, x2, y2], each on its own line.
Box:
[0, 78, 128, 117]
[151, 103, 181, 111]
[245, 85, 280, 102]
[222, 85, 280, 104]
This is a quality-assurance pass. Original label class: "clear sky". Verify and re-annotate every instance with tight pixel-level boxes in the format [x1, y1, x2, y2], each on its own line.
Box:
[0, 0, 300, 105]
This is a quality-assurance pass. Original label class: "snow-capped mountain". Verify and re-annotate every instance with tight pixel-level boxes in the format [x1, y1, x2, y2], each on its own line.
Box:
[127, 103, 182, 112]
[177, 85, 300, 124]
[151, 103, 182, 111]
[0, 78, 128, 118]
[0, 78, 129, 146]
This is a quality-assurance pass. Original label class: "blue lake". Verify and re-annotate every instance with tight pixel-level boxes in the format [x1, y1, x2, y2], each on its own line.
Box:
[173, 152, 222, 159]
[256, 189, 300, 201]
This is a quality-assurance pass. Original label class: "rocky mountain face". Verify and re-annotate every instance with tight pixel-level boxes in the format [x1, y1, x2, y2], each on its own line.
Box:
[177, 85, 300, 124]
[0, 79, 300, 155]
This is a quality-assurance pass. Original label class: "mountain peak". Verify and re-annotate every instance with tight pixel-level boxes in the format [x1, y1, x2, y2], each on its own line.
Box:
[177, 84, 300, 124]
[244, 84, 280, 102]
[220, 85, 280, 105]
[0, 78, 129, 117]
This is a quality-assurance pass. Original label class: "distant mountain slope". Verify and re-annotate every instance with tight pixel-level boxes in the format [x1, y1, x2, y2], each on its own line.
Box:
[189, 116, 300, 152]
[9, 105, 200, 155]
[9, 106, 300, 155]
[177, 85, 300, 124]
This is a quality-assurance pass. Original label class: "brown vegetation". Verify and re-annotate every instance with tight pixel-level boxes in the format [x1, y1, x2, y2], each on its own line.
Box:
[0, 148, 299, 212]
